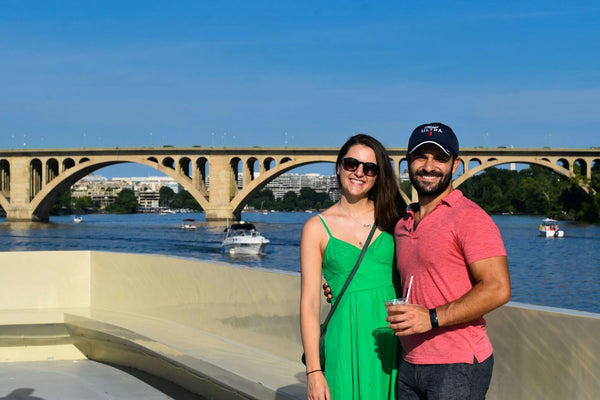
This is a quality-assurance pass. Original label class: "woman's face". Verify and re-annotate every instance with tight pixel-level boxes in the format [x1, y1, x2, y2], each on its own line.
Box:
[337, 144, 378, 200]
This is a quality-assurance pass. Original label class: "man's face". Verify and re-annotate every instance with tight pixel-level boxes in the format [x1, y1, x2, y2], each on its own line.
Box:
[408, 143, 459, 198]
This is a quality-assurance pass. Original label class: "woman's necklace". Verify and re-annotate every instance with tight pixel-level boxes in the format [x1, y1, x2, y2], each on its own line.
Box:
[338, 202, 374, 229]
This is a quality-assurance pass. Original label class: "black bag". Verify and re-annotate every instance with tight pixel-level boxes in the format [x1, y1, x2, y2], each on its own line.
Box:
[301, 223, 378, 371]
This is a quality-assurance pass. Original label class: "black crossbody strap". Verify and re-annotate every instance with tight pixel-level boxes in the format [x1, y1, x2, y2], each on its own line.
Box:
[320, 222, 378, 335]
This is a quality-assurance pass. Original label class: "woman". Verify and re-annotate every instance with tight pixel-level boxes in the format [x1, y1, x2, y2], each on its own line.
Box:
[300, 134, 404, 400]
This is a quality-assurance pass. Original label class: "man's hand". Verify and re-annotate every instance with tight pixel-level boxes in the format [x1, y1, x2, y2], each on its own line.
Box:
[386, 304, 433, 335]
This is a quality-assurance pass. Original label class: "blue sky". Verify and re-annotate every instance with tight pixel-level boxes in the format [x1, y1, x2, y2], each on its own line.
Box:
[1, 1, 599, 176]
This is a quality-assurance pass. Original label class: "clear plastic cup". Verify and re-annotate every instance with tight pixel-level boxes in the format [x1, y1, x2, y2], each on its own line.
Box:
[384, 298, 408, 316]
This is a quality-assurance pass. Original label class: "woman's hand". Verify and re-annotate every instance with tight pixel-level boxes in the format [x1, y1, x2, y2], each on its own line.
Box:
[307, 371, 331, 400]
[322, 281, 332, 303]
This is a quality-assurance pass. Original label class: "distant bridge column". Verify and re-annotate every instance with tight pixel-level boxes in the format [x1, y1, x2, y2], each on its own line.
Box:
[242, 159, 252, 188]
[205, 155, 238, 221]
[42, 160, 48, 185]
[5, 158, 42, 221]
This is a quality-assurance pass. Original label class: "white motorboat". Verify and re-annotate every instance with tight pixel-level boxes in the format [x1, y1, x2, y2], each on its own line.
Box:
[73, 215, 83, 223]
[181, 218, 197, 230]
[539, 218, 564, 237]
[222, 221, 269, 255]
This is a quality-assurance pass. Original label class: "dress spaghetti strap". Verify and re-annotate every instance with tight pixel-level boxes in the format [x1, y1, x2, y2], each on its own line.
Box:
[318, 215, 333, 238]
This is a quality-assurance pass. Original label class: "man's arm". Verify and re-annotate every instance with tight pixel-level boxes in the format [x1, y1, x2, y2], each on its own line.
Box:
[387, 255, 511, 335]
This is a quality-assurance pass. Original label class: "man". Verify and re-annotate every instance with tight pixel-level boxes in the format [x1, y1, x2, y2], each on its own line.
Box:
[386, 122, 511, 399]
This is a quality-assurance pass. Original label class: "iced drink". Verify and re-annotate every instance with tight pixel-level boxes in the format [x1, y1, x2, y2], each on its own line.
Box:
[384, 298, 408, 316]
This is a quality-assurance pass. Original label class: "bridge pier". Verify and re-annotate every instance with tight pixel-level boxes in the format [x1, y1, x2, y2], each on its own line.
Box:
[204, 155, 241, 222]
[2, 158, 49, 221]
[4, 206, 49, 222]
[204, 206, 240, 222]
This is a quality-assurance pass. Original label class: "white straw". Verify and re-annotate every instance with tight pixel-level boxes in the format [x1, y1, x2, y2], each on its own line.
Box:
[405, 275, 414, 303]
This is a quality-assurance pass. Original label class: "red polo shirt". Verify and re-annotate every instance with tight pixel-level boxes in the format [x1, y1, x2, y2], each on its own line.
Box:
[394, 189, 507, 364]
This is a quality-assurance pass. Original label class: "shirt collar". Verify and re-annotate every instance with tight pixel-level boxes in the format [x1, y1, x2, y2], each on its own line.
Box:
[406, 189, 463, 216]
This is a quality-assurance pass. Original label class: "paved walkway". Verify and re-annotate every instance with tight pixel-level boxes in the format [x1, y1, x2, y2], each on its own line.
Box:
[0, 360, 206, 400]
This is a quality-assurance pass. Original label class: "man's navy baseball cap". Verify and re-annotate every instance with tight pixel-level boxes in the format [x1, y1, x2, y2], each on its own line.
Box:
[407, 122, 459, 156]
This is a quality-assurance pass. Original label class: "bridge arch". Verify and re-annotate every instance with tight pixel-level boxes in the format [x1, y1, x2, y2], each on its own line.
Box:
[30, 159, 43, 201]
[179, 157, 192, 178]
[557, 158, 568, 169]
[454, 158, 574, 189]
[24, 156, 212, 221]
[195, 157, 208, 190]
[46, 159, 59, 183]
[63, 158, 75, 171]
[575, 159, 587, 176]
[230, 156, 337, 218]
[246, 157, 258, 177]
[162, 157, 175, 169]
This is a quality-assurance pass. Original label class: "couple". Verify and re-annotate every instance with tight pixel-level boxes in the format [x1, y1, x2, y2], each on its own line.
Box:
[300, 123, 511, 400]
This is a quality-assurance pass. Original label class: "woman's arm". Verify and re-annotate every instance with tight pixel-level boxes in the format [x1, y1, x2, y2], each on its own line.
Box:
[300, 216, 330, 400]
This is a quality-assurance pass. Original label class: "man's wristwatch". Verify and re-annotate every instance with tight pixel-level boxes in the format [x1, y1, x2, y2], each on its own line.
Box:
[429, 308, 439, 329]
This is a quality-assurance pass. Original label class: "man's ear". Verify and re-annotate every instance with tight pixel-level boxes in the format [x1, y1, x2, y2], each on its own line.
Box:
[452, 156, 461, 174]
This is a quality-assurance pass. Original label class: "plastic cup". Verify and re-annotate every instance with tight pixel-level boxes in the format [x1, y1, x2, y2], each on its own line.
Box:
[384, 298, 408, 316]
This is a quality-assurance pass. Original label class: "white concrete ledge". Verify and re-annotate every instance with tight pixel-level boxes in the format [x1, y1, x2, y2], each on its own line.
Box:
[0, 251, 309, 399]
[0, 251, 598, 400]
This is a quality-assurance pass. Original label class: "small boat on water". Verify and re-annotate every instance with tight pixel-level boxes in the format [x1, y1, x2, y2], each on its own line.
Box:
[73, 215, 83, 223]
[539, 218, 564, 237]
[181, 218, 197, 230]
[222, 221, 270, 255]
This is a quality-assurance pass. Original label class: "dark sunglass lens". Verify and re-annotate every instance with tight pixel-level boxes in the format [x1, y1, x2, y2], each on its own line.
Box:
[363, 163, 379, 176]
[342, 158, 360, 171]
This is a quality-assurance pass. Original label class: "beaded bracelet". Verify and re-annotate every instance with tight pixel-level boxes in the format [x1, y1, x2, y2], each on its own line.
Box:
[306, 369, 322, 376]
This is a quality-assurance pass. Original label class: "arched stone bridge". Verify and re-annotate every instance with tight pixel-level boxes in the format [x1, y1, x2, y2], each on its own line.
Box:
[0, 146, 598, 222]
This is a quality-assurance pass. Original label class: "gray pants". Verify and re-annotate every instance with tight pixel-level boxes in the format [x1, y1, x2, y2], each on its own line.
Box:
[396, 355, 494, 400]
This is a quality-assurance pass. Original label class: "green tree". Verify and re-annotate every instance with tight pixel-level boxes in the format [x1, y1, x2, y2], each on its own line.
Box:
[173, 190, 202, 211]
[106, 188, 139, 214]
[159, 186, 176, 207]
[460, 165, 570, 216]
[75, 196, 91, 211]
[298, 187, 334, 210]
[280, 191, 299, 211]
[51, 190, 74, 215]
[248, 189, 276, 210]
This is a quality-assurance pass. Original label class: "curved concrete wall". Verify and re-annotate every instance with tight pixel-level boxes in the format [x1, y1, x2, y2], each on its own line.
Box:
[87, 251, 308, 361]
[0, 251, 90, 310]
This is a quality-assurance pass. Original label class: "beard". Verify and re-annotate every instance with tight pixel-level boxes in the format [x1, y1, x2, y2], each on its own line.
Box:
[409, 168, 452, 197]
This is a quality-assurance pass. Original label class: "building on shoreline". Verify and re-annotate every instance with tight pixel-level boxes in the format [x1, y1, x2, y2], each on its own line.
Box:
[72, 175, 180, 210]
[72, 172, 342, 209]
[263, 173, 340, 201]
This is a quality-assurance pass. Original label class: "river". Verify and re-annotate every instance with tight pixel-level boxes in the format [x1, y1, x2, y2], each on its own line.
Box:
[0, 212, 598, 314]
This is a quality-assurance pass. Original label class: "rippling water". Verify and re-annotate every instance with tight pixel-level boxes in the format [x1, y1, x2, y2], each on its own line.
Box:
[0, 212, 598, 314]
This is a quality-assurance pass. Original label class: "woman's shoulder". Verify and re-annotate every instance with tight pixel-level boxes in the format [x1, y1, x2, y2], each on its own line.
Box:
[302, 214, 324, 230]
[302, 205, 344, 235]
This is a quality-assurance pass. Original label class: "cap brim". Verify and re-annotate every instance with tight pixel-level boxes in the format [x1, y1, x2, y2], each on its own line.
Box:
[409, 141, 452, 156]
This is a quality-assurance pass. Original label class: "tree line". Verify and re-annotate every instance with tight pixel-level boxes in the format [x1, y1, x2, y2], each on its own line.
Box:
[457, 164, 600, 222]
[51, 186, 203, 215]
[51, 186, 334, 215]
[247, 187, 335, 212]
[48, 164, 599, 223]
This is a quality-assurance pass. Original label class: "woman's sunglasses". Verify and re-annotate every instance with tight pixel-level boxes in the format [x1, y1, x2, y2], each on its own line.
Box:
[340, 157, 379, 177]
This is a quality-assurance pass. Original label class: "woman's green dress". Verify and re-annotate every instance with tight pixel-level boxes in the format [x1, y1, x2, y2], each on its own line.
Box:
[320, 217, 399, 399]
